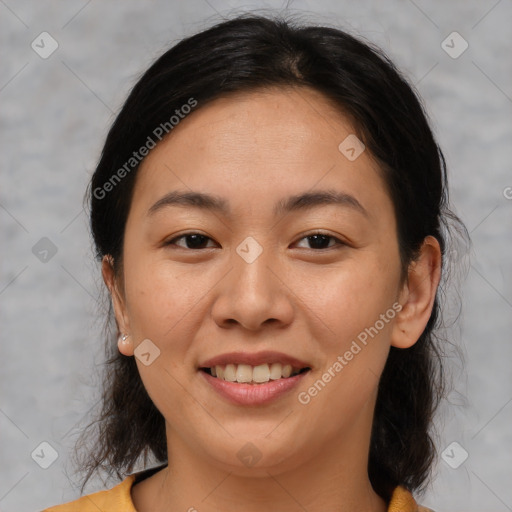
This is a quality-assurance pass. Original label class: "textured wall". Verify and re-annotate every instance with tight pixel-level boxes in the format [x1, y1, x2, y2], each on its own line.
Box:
[1, 1, 511, 511]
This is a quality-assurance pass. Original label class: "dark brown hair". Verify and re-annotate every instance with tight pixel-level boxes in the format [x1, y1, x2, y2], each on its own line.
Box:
[74, 13, 468, 501]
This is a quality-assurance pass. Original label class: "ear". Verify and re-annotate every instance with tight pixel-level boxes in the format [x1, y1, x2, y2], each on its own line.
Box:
[391, 236, 442, 349]
[101, 255, 133, 356]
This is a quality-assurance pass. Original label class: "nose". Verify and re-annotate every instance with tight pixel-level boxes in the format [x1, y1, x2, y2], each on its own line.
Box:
[211, 240, 294, 332]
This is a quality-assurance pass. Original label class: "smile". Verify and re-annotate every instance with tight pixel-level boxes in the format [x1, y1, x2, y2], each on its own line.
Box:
[198, 350, 312, 405]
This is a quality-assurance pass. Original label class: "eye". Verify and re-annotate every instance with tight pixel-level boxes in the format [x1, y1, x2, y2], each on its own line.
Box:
[164, 231, 346, 251]
[164, 232, 217, 250]
[294, 232, 346, 250]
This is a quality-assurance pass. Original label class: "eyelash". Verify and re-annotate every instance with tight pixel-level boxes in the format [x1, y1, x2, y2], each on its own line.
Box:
[164, 231, 346, 251]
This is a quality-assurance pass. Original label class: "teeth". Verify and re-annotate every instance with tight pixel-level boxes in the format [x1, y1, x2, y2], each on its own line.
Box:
[224, 364, 236, 382]
[269, 363, 282, 380]
[208, 363, 305, 384]
[236, 364, 253, 383]
[253, 364, 270, 383]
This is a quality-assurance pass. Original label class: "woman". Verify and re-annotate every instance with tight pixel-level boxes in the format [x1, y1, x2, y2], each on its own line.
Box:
[42, 13, 467, 512]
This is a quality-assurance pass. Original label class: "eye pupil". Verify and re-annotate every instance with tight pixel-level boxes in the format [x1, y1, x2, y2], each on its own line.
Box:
[308, 234, 331, 249]
[186, 234, 208, 249]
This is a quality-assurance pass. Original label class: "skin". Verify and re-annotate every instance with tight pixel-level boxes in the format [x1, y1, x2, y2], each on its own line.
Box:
[102, 86, 441, 512]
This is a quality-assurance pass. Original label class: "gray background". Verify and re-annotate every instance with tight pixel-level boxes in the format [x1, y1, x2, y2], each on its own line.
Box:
[1, 1, 511, 511]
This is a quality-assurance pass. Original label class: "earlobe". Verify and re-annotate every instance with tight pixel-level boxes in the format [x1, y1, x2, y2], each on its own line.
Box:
[101, 255, 133, 355]
[391, 236, 442, 349]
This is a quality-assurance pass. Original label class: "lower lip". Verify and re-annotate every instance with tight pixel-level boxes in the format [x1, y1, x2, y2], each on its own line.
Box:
[199, 369, 310, 406]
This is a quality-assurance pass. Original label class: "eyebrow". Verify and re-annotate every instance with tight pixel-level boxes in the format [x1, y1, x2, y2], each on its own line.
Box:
[147, 189, 369, 219]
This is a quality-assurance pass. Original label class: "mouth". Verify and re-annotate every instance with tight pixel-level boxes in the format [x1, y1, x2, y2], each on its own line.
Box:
[199, 363, 311, 384]
[198, 351, 312, 405]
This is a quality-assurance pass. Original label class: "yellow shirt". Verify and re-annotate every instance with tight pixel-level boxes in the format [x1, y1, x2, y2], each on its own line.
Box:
[41, 466, 434, 512]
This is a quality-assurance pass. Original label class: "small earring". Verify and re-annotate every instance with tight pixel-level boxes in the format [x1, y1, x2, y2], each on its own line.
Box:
[117, 333, 131, 349]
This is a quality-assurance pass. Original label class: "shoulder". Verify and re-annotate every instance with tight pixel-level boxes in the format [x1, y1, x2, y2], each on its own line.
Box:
[40, 474, 137, 512]
[388, 486, 437, 512]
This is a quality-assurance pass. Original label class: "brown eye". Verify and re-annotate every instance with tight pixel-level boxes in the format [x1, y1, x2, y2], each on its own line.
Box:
[294, 233, 345, 250]
[165, 233, 217, 250]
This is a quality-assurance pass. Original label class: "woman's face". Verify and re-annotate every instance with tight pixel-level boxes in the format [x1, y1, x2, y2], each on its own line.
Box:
[109, 87, 409, 474]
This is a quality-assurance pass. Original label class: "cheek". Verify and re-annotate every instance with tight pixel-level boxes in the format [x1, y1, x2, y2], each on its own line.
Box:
[294, 263, 396, 428]
[301, 255, 400, 416]
[122, 259, 205, 416]
[123, 256, 206, 336]
[294, 253, 401, 350]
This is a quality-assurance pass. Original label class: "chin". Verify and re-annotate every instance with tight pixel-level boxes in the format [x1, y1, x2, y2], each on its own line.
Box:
[201, 435, 310, 476]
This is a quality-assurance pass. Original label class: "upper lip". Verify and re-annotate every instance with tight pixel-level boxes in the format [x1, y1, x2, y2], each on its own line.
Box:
[199, 351, 311, 369]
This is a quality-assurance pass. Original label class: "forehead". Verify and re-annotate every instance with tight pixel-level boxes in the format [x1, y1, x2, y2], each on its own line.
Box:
[129, 86, 392, 222]
[166, 86, 357, 159]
